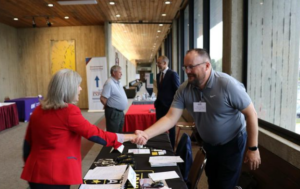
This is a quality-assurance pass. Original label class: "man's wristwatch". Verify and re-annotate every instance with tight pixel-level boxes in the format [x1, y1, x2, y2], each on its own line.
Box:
[248, 146, 259, 151]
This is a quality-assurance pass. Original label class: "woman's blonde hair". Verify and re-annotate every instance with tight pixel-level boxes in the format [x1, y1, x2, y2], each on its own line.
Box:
[41, 69, 82, 110]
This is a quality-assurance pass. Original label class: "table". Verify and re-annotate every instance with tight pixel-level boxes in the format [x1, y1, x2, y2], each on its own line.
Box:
[132, 100, 155, 105]
[83, 133, 188, 189]
[123, 104, 156, 132]
[0, 103, 19, 132]
[5, 97, 41, 122]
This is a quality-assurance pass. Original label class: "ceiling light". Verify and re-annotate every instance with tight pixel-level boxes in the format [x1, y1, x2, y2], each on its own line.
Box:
[13, 18, 18, 21]
[165, 1, 171, 4]
[109, 1, 115, 5]
[159, 24, 163, 26]
[162, 14, 166, 16]
[116, 14, 120, 17]
[260, 2, 263, 5]
[157, 30, 161, 33]
[48, 3, 54, 7]
[57, 0, 97, 5]
[32, 17, 36, 28]
[64, 16, 69, 19]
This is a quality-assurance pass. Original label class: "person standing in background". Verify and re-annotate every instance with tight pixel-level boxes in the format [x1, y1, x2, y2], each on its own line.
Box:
[100, 65, 128, 133]
[155, 56, 180, 148]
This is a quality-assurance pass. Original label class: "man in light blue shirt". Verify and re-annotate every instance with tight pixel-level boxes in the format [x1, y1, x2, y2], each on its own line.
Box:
[133, 49, 261, 189]
[100, 65, 128, 133]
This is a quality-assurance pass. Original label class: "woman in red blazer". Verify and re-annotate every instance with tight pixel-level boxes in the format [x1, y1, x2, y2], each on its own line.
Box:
[21, 69, 135, 189]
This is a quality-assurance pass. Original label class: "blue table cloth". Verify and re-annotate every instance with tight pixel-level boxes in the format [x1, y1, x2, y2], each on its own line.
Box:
[5, 97, 41, 122]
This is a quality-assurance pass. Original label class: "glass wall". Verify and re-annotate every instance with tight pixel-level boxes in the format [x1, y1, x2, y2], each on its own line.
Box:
[247, 0, 300, 134]
[210, 0, 223, 71]
[194, 0, 203, 48]
[297, 49, 300, 134]
[184, 5, 190, 53]
[183, 5, 190, 81]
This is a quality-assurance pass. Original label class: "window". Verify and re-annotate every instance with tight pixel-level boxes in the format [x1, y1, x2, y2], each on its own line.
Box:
[247, 0, 300, 135]
[210, 0, 223, 71]
[194, 0, 203, 48]
[177, 15, 185, 82]
[183, 5, 190, 81]
[184, 5, 190, 53]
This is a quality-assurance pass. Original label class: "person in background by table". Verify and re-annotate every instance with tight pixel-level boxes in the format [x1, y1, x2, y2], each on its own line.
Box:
[21, 69, 136, 189]
[155, 55, 180, 148]
[100, 65, 128, 133]
[133, 49, 261, 189]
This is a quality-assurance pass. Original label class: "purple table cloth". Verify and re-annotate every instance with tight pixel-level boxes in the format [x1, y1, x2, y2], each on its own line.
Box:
[5, 97, 41, 122]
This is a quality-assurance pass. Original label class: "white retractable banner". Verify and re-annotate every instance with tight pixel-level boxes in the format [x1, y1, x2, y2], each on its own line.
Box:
[86, 57, 107, 112]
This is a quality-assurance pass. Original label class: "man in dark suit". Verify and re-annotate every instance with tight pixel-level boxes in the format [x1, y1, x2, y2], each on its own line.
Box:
[155, 55, 180, 148]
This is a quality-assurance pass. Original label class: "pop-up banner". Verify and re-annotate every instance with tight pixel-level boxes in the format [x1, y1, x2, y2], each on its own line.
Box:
[86, 57, 107, 112]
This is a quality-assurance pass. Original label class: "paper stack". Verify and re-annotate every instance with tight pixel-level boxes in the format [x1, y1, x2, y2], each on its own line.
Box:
[128, 148, 150, 154]
[80, 165, 136, 189]
[148, 171, 180, 181]
[83, 165, 127, 180]
[149, 156, 184, 167]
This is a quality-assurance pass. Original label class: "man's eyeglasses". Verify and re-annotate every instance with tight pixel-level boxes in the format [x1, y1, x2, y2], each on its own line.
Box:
[182, 62, 206, 71]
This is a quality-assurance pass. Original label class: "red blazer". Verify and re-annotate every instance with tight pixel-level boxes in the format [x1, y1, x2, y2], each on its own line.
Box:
[21, 104, 121, 185]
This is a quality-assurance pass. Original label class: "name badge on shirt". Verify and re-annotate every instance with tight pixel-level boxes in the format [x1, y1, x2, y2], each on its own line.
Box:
[193, 102, 206, 112]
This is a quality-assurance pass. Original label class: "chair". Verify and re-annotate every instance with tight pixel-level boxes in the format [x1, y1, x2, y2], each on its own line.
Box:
[187, 147, 207, 189]
[190, 127, 203, 146]
[175, 122, 195, 147]
[123, 86, 137, 98]
[175, 133, 193, 182]
[129, 80, 141, 91]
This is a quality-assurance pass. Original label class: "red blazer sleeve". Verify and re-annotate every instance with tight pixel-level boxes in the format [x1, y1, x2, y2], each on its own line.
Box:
[67, 104, 122, 149]
[23, 122, 32, 162]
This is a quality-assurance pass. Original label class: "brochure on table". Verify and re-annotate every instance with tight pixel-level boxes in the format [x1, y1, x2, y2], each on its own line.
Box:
[80, 165, 136, 189]
[149, 156, 184, 167]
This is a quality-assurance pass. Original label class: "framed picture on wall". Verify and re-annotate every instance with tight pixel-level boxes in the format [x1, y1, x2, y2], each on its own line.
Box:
[51, 40, 76, 75]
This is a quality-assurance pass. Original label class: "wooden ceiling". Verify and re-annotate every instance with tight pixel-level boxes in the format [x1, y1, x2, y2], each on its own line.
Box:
[0, 0, 185, 63]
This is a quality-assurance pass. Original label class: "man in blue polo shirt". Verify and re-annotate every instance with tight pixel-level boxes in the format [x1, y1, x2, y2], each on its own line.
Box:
[101, 65, 128, 133]
[133, 49, 261, 189]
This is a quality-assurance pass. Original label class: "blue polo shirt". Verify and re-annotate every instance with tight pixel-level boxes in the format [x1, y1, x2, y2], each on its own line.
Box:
[102, 77, 128, 111]
[171, 69, 251, 145]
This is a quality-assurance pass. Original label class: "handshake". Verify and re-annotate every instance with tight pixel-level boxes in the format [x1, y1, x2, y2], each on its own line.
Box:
[124, 130, 149, 145]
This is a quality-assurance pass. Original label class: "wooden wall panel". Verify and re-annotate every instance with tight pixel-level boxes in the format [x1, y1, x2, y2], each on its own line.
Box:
[17, 25, 106, 108]
[0, 23, 25, 101]
[247, 0, 300, 131]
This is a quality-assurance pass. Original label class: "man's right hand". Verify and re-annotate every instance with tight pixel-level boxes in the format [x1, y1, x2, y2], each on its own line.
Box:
[131, 130, 149, 145]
